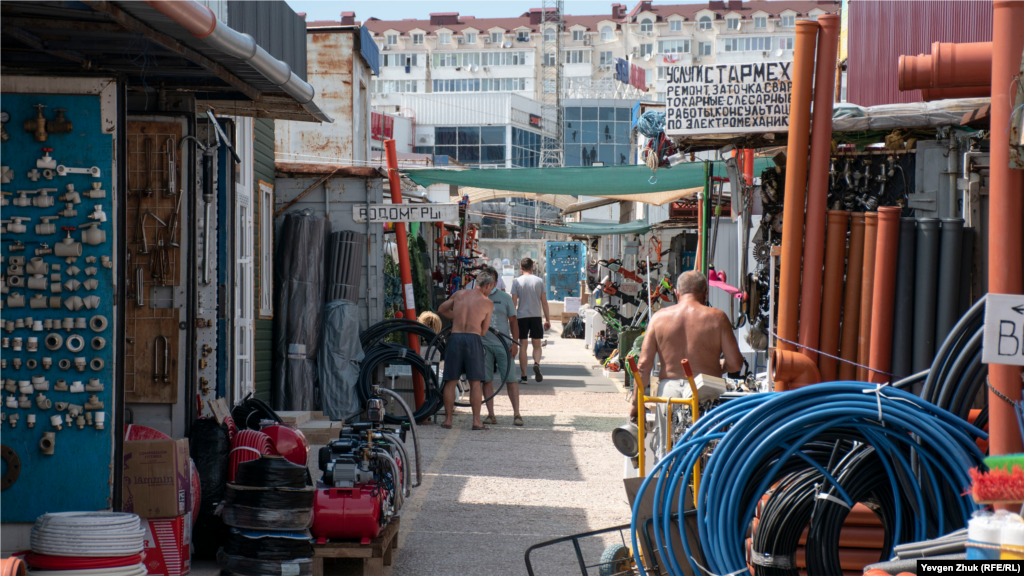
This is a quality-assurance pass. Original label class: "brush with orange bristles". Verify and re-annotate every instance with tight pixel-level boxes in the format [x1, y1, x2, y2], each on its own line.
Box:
[970, 455, 1024, 504]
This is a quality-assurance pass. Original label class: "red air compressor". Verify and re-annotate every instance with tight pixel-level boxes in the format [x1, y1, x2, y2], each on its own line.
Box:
[311, 400, 409, 540]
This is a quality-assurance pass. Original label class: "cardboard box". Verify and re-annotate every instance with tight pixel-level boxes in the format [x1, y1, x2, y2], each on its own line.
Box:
[561, 311, 578, 324]
[123, 438, 190, 519]
[563, 296, 581, 314]
[143, 515, 191, 576]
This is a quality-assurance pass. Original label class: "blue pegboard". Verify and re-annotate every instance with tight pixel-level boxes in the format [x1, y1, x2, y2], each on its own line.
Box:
[545, 241, 585, 301]
[1, 93, 117, 520]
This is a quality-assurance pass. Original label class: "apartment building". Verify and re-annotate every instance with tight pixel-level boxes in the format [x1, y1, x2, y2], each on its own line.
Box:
[311, 0, 838, 167]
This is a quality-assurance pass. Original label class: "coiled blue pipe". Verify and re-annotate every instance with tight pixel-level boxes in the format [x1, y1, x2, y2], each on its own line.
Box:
[630, 383, 986, 576]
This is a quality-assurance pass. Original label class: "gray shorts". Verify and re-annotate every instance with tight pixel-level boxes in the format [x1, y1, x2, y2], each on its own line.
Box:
[442, 333, 485, 382]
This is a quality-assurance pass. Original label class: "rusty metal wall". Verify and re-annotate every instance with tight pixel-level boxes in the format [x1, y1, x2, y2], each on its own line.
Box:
[276, 30, 357, 164]
[847, 0, 993, 107]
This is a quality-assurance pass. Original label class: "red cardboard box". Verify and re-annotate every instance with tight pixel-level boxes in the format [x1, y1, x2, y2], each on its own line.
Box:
[143, 514, 191, 576]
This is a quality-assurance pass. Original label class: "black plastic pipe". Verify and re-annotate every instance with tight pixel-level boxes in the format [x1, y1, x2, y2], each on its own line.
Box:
[958, 227, 974, 317]
[935, 218, 964, 347]
[891, 217, 917, 381]
[912, 219, 941, 372]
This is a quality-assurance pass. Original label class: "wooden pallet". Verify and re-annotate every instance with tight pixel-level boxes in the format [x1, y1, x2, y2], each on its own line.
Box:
[312, 516, 400, 576]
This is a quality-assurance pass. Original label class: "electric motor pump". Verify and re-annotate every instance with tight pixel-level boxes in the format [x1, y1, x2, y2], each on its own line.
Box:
[311, 398, 411, 540]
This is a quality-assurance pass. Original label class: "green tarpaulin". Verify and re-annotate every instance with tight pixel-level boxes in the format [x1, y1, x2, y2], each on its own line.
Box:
[405, 158, 773, 196]
[529, 219, 653, 236]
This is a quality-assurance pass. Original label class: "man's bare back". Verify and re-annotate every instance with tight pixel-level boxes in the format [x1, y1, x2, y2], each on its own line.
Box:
[641, 296, 742, 379]
[445, 288, 493, 336]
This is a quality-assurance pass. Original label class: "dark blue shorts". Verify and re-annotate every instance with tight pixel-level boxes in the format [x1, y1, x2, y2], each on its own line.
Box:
[442, 333, 485, 382]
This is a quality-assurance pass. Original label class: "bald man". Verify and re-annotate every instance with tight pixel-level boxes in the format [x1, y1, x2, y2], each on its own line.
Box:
[633, 270, 743, 457]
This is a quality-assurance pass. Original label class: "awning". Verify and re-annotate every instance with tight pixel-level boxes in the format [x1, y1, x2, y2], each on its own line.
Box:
[405, 158, 772, 197]
[530, 219, 652, 236]
[459, 188, 579, 211]
[561, 187, 702, 215]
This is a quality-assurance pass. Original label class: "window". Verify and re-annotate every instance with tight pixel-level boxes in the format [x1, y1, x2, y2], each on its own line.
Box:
[439, 32, 451, 44]
[512, 127, 542, 168]
[658, 67, 666, 79]
[433, 78, 527, 92]
[698, 42, 712, 56]
[517, 30, 530, 42]
[599, 51, 614, 65]
[640, 43, 654, 57]
[386, 34, 398, 45]
[727, 18, 740, 30]
[783, 36, 795, 49]
[465, 32, 476, 44]
[481, 51, 527, 66]
[640, 18, 653, 33]
[491, 32, 503, 44]
[724, 36, 772, 52]
[258, 181, 273, 318]
[543, 52, 556, 66]
[670, 20, 682, 32]
[754, 16, 767, 28]
[572, 29, 585, 41]
[698, 16, 712, 30]
[426, 126, 506, 167]
[544, 28, 555, 42]
[645, 68, 654, 85]
[375, 79, 418, 93]
[601, 26, 613, 41]
[659, 39, 690, 53]
[564, 49, 591, 64]
[563, 107, 633, 167]
[781, 14, 795, 27]
[383, 54, 418, 67]
[413, 33, 424, 45]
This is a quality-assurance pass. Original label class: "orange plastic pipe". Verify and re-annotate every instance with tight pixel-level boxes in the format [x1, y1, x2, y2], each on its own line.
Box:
[797, 14, 841, 365]
[988, 0, 1024, 460]
[838, 214, 866, 381]
[796, 547, 883, 571]
[899, 41, 993, 90]
[743, 149, 754, 185]
[775, 20, 819, 384]
[773, 349, 821, 389]
[867, 207, 902, 384]
[818, 210, 850, 381]
[799, 525, 885, 548]
[856, 213, 879, 381]
[385, 140, 425, 410]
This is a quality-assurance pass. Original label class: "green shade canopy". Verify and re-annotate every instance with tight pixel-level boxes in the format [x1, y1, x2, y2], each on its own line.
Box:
[405, 158, 773, 196]
[529, 219, 653, 236]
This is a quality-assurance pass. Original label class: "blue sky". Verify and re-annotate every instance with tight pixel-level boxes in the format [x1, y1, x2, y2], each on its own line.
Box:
[285, 1, 700, 22]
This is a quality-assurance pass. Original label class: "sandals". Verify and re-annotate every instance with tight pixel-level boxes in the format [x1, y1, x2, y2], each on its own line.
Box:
[533, 364, 543, 382]
[483, 416, 498, 425]
[514, 417, 524, 427]
[441, 423, 452, 429]
[471, 425, 489, 431]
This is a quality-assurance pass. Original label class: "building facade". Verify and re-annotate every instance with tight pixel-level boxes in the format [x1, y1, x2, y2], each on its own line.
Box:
[341, 0, 837, 109]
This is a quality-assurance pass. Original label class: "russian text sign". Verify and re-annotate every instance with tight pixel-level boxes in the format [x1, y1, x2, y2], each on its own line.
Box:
[665, 61, 793, 136]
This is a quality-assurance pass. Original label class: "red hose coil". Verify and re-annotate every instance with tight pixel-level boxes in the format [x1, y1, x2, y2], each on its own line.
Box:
[228, 429, 275, 482]
[24, 552, 144, 570]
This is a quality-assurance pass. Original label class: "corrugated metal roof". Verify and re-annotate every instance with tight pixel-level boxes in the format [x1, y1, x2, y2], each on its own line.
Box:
[847, 0, 993, 107]
[228, 1, 308, 82]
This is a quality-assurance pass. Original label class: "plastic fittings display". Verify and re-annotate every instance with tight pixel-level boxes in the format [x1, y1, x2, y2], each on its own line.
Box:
[89, 358, 104, 371]
[40, 431, 55, 454]
[89, 315, 107, 332]
[91, 336, 105, 350]
[69, 381, 84, 393]
[49, 415, 62, 431]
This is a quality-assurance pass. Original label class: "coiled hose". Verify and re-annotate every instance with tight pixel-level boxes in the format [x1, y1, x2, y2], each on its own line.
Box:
[358, 344, 441, 423]
[375, 387, 422, 487]
[631, 383, 986, 576]
[360, 319, 442, 353]
[920, 295, 988, 423]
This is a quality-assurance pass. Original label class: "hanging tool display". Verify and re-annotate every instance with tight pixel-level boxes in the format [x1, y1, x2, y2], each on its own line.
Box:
[164, 136, 176, 197]
[828, 152, 914, 212]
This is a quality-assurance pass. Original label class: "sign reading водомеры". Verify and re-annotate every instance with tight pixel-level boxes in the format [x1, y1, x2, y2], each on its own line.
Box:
[665, 61, 793, 136]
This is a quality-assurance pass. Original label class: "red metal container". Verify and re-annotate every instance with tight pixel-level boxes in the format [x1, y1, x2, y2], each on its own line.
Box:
[312, 484, 384, 540]
[847, 0, 993, 106]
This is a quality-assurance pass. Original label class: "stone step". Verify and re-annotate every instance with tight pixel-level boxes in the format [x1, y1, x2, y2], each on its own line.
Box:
[276, 411, 313, 427]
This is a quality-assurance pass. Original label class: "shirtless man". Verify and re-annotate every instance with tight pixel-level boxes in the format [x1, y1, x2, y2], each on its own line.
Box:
[437, 270, 496, 430]
[633, 270, 743, 457]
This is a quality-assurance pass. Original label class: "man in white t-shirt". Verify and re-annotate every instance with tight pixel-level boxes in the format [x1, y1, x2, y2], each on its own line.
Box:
[510, 258, 550, 384]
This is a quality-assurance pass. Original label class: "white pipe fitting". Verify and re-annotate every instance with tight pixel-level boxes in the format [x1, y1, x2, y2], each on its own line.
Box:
[62, 318, 73, 331]
[58, 359, 70, 370]
[84, 395, 103, 410]
[80, 223, 106, 245]
[83, 295, 99, 309]
[12, 337, 23, 351]
[65, 265, 80, 276]
[12, 359, 21, 370]
[74, 317, 86, 330]
[64, 295, 83, 311]
[88, 205, 107, 222]
[74, 357, 86, 372]
[15, 319, 24, 329]
[1, 338, 7, 348]
[27, 414, 36, 428]
[4, 321, 13, 333]
[7, 275, 23, 288]
[40, 431, 55, 454]
[63, 279, 81, 292]
[48, 296, 61, 309]
[35, 393, 51, 410]
[83, 279, 98, 291]
[91, 336, 105, 350]
[8, 414, 18, 428]
[54, 237, 81, 258]
[32, 376, 48, 391]
[26, 257, 48, 275]
[18, 381, 32, 395]
[68, 404, 83, 417]
[42, 357, 52, 370]
[29, 294, 47, 309]
[7, 293, 25, 307]
[49, 414, 62, 431]
[69, 381, 84, 393]
[66, 334, 84, 353]
[26, 359, 37, 370]
[2, 380, 13, 393]
[27, 275, 47, 290]
[89, 315, 107, 332]
[101, 256, 112, 269]
[86, 379, 103, 392]
[6, 396, 17, 409]
[26, 337, 38, 352]
[83, 183, 105, 199]
[50, 282, 61, 294]
[90, 358, 104, 371]
[54, 380, 67, 391]
[95, 411, 105, 430]
[76, 416, 85, 429]
[44, 333, 63, 350]
[57, 203, 77, 218]
[32, 320, 43, 331]
[18, 395, 30, 409]
[84, 267, 97, 276]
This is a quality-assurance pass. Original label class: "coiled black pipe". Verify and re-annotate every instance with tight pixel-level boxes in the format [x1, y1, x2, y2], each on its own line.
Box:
[424, 326, 513, 407]
[357, 344, 442, 423]
[360, 319, 443, 355]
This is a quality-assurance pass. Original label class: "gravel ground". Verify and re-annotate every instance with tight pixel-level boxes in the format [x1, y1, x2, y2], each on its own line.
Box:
[194, 326, 635, 576]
